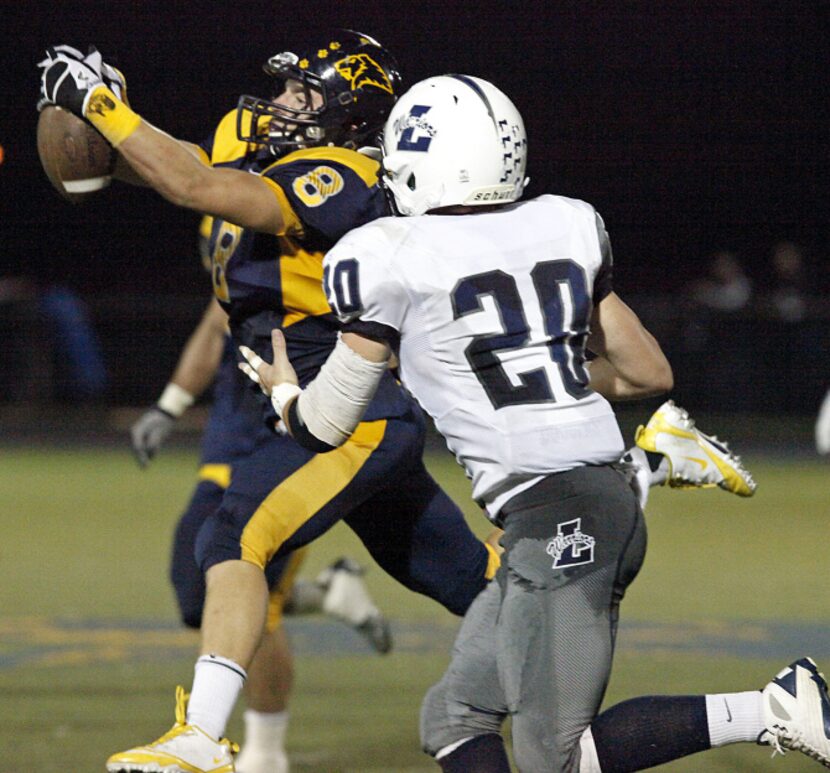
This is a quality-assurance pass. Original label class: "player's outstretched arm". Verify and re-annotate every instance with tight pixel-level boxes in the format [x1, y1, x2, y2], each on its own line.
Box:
[587, 292, 674, 400]
[239, 330, 390, 451]
[38, 46, 284, 233]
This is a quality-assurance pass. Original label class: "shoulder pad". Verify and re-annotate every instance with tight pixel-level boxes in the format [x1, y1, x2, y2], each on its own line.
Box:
[207, 108, 258, 165]
[269, 146, 380, 187]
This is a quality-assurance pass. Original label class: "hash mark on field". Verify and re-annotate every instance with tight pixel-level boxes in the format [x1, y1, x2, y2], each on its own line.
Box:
[1, 617, 829, 670]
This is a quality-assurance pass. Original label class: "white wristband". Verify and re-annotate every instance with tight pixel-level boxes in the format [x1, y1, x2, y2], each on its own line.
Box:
[270, 382, 302, 421]
[157, 383, 195, 418]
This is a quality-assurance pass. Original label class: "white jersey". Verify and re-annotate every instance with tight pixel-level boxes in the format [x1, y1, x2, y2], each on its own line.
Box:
[323, 194, 625, 520]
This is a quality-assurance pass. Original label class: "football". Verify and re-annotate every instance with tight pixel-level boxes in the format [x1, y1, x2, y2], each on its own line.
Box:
[37, 105, 115, 204]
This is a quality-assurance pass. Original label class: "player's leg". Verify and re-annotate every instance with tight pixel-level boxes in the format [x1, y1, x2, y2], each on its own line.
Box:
[497, 466, 646, 772]
[420, 581, 511, 773]
[284, 559, 394, 652]
[107, 434, 304, 771]
[170, 477, 224, 628]
[421, 465, 646, 772]
[106, 414, 434, 770]
[579, 657, 830, 772]
[236, 627, 291, 773]
[234, 549, 307, 773]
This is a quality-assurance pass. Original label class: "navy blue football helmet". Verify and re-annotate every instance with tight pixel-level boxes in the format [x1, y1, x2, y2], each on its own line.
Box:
[237, 30, 402, 152]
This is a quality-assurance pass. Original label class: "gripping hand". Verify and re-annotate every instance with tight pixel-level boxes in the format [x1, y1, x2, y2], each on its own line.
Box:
[37, 45, 127, 106]
[38, 45, 106, 115]
[130, 407, 177, 468]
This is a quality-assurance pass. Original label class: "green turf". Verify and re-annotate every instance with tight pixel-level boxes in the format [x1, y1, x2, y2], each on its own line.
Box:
[0, 444, 827, 771]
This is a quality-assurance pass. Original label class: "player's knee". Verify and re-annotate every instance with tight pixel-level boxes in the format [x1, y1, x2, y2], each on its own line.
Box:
[510, 714, 589, 773]
[420, 679, 453, 755]
[420, 677, 503, 756]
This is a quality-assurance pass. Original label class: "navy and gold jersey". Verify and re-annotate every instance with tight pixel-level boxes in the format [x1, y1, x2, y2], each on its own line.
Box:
[199, 109, 409, 421]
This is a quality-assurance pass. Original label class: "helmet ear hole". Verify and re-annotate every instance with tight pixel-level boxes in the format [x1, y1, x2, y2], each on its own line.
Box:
[407, 173, 416, 191]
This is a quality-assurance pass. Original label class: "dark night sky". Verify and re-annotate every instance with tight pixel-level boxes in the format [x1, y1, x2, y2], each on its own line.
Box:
[1, 0, 827, 300]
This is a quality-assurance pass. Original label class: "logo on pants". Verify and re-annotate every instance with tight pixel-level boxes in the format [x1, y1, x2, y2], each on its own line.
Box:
[546, 518, 596, 569]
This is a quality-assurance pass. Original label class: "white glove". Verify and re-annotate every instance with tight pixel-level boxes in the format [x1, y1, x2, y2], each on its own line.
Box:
[38, 45, 106, 115]
[816, 389, 830, 455]
[130, 407, 177, 468]
[41, 46, 128, 102]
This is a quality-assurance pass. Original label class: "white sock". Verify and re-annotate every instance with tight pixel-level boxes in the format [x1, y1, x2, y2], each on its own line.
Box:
[243, 708, 289, 754]
[435, 736, 476, 760]
[705, 691, 764, 746]
[622, 446, 654, 510]
[187, 654, 247, 740]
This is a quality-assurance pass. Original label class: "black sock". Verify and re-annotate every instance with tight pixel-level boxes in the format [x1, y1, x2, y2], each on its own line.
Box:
[437, 733, 511, 773]
[591, 696, 710, 772]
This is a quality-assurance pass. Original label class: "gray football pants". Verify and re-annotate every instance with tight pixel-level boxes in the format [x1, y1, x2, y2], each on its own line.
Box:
[421, 464, 646, 772]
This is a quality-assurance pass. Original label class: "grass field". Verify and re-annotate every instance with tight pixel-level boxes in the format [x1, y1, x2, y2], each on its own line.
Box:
[0, 440, 828, 772]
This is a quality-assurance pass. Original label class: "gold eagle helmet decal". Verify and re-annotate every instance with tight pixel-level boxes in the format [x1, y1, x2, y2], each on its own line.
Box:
[334, 54, 394, 95]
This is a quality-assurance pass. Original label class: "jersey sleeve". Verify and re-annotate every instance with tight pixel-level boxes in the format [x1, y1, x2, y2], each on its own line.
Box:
[593, 211, 614, 302]
[322, 228, 408, 346]
[262, 149, 388, 243]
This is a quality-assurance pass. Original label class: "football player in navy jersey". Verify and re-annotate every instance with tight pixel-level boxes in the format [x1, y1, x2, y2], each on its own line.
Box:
[129, 218, 393, 772]
[40, 39, 757, 772]
[40, 33, 501, 771]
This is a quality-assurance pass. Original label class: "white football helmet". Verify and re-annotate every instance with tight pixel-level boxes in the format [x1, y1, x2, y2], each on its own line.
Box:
[381, 75, 527, 216]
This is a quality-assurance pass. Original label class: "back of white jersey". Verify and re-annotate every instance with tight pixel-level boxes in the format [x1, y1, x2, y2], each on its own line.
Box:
[324, 195, 625, 519]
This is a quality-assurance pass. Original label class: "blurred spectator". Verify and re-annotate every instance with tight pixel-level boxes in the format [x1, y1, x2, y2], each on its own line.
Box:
[676, 250, 754, 410]
[768, 240, 809, 323]
[757, 241, 824, 415]
[0, 276, 107, 404]
[689, 250, 752, 313]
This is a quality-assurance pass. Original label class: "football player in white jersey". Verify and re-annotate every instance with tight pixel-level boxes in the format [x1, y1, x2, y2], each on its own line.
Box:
[241, 76, 828, 772]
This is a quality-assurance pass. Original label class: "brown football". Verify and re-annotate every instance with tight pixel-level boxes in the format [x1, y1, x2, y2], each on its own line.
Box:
[37, 105, 115, 204]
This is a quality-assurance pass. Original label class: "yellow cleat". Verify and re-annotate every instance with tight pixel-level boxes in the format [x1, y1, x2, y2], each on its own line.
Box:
[635, 400, 757, 497]
[106, 685, 238, 773]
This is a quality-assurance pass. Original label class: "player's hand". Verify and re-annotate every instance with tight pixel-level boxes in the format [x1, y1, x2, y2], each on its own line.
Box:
[816, 389, 830, 455]
[238, 329, 299, 395]
[37, 45, 126, 107]
[38, 45, 105, 115]
[130, 407, 177, 468]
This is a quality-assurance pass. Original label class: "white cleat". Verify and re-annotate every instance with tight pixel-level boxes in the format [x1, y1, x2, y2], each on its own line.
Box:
[635, 400, 757, 496]
[759, 657, 830, 768]
[106, 686, 238, 772]
[317, 557, 393, 654]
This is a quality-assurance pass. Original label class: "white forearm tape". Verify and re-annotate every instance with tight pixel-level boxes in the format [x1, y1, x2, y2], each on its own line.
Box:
[157, 383, 195, 417]
[295, 336, 388, 447]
